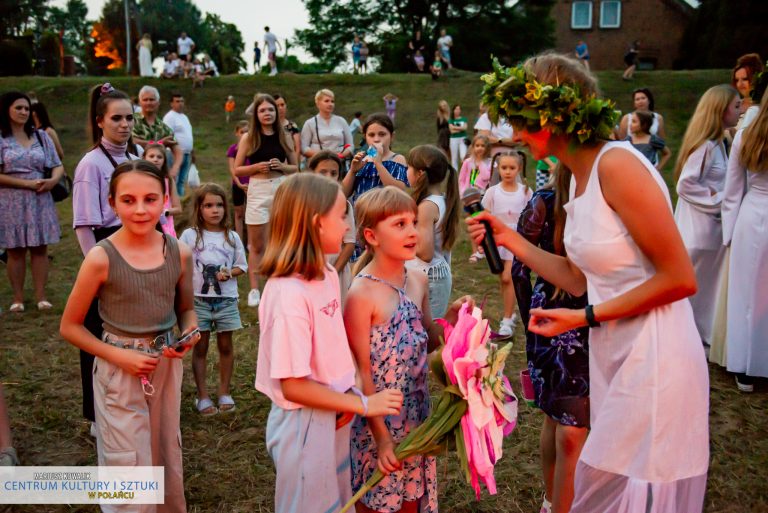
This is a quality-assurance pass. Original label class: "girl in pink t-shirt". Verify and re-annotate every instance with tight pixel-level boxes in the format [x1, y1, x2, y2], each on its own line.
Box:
[254, 173, 403, 513]
[345, 186, 471, 513]
[144, 142, 181, 237]
[459, 134, 492, 263]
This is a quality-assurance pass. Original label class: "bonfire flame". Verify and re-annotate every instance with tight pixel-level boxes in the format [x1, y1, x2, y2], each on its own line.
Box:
[91, 23, 124, 69]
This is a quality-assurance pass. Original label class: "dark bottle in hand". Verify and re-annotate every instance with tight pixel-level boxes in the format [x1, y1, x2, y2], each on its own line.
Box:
[462, 187, 504, 274]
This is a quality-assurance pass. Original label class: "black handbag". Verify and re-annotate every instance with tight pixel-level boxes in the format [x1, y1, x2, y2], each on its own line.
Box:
[35, 130, 72, 202]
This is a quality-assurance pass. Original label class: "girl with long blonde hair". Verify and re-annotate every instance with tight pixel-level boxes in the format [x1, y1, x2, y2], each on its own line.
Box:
[435, 100, 451, 155]
[721, 92, 768, 392]
[673, 85, 740, 346]
[255, 173, 403, 513]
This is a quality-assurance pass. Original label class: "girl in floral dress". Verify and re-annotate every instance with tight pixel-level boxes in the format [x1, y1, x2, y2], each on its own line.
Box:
[512, 165, 589, 513]
[345, 186, 469, 513]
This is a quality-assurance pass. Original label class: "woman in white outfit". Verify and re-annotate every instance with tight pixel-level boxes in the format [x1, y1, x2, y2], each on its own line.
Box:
[722, 95, 768, 392]
[673, 85, 741, 345]
[137, 34, 154, 77]
[470, 53, 709, 513]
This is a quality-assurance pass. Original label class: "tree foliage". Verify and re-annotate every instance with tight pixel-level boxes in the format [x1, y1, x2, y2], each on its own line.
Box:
[678, 0, 768, 69]
[47, 0, 90, 57]
[0, 0, 48, 38]
[295, 0, 555, 72]
[86, 0, 246, 74]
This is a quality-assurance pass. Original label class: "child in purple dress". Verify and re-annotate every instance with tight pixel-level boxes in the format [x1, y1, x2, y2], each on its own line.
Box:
[345, 186, 470, 513]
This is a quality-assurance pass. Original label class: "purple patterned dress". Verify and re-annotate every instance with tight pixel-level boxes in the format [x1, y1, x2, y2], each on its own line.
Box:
[0, 131, 61, 248]
[350, 272, 437, 513]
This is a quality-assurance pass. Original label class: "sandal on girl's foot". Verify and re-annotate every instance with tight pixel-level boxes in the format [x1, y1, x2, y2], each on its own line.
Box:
[194, 397, 218, 416]
[218, 395, 236, 413]
[468, 251, 485, 264]
[539, 496, 552, 513]
[37, 301, 53, 311]
[9, 303, 24, 313]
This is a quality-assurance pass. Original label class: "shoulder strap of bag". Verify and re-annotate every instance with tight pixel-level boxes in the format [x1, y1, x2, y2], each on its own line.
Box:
[98, 143, 132, 169]
[314, 116, 323, 150]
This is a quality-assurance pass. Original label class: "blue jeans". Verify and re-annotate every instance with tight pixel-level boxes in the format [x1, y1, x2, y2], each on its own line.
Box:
[169, 152, 192, 196]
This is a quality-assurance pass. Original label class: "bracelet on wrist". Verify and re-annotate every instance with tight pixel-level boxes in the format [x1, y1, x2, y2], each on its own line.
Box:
[585, 304, 600, 328]
[349, 386, 369, 416]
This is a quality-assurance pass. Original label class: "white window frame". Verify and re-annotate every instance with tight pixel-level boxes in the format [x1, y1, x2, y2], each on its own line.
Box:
[571, 2, 593, 30]
[600, 1, 622, 29]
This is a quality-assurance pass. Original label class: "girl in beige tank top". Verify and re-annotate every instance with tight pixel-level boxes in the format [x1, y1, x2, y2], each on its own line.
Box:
[61, 161, 199, 513]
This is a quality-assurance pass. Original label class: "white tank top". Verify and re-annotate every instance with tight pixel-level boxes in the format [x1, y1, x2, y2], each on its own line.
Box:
[406, 194, 451, 275]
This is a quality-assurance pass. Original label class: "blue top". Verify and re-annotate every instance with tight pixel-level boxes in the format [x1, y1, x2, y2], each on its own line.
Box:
[352, 41, 362, 57]
[350, 159, 409, 206]
[349, 159, 409, 262]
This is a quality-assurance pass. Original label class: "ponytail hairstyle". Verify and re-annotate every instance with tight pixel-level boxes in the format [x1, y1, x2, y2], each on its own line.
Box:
[190, 183, 235, 249]
[673, 84, 738, 182]
[632, 110, 654, 135]
[108, 159, 167, 202]
[489, 149, 528, 191]
[260, 173, 341, 281]
[353, 186, 418, 273]
[406, 144, 461, 251]
[88, 82, 131, 145]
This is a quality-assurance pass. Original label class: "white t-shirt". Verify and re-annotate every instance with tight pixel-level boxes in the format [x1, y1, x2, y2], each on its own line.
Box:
[482, 183, 532, 230]
[179, 229, 248, 298]
[163, 60, 178, 75]
[437, 35, 453, 51]
[163, 110, 194, 152]
[255, 265, 357, 410]
[349, 117, 362, 136]
[474, 113, 513, 140]
[177, 36, 194, 56]
[264, 32, 278, 53]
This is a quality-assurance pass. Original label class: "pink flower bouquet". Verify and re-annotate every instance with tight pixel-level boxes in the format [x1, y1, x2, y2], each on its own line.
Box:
[340, 304, 517, 512]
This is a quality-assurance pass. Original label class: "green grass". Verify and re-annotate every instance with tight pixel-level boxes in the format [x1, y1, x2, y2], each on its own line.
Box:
[1, 69, 767, 513]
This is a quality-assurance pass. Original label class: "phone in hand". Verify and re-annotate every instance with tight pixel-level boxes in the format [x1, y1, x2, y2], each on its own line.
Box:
[167, 328, 200, 351]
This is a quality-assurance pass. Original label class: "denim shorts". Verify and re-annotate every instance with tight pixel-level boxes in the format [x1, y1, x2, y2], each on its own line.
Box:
[194, 297, 242, 332]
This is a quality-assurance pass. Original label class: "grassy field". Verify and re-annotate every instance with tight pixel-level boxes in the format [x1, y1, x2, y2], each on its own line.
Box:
[1, 69, 767, 513]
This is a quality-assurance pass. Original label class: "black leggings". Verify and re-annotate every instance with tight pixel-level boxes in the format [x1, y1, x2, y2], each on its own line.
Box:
[79, 226, 120, 422]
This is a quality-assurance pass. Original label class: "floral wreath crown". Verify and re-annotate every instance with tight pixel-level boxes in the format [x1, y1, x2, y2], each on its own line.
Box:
[480, 57, 619, 144]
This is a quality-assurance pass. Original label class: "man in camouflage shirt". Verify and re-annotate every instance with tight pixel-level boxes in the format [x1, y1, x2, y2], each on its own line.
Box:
[132, 85, 182, 176]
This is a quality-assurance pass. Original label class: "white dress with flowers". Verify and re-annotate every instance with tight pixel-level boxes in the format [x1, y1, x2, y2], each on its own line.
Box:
[563, 142, 709, 513]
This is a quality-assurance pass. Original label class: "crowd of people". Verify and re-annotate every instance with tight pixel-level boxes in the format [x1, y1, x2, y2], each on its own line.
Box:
[0, 49, 766, 513]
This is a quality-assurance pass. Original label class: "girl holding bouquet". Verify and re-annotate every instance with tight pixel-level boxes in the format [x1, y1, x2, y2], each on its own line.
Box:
[345, 186, 469, 513]
[470, 53, 709, 513]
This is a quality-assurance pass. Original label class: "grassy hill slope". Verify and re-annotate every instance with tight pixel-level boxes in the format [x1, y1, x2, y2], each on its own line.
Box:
[2, 69, 766, 513]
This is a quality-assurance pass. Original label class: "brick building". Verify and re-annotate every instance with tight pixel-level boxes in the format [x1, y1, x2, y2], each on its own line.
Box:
[552, 0, 694, 70]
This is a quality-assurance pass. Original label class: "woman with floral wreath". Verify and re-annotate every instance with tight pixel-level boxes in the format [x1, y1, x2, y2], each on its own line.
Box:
[470, 53, 708, 513]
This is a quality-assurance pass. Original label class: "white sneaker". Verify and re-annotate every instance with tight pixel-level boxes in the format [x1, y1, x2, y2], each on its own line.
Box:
[247, 288, 261, 307]
[89, 422, 97, 438]
[269, 68, 278, 76]
[498, 316, 516, 336]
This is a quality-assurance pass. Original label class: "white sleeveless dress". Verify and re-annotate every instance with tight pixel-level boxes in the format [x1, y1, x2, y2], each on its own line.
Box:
[564, 142, 709, 513]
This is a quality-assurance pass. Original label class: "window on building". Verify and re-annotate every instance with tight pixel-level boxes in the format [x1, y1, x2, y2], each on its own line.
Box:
[600, 1, 622, 28]
[571, 1, 593, 30]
